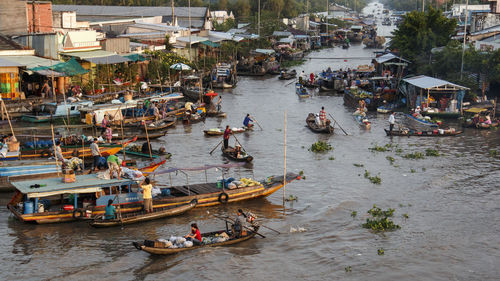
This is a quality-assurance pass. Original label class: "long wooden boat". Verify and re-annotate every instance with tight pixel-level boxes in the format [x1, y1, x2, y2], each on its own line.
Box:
[204, 127, 251, 136]
[20, 145, 125, 160]
[464, 120, 500, 129]
[89, 199, 197, 228]
[133, 227, 258, 255]
[121, 149, 172, 159]
[120, 131, 167, 140]
[405, 114, 438, 128]
[305, 113, 334, 134]
[385, 129, 463, 137]
[222, 146, 253, 162]
[140, 119, 176, 132]
[279, 70, 297, 80]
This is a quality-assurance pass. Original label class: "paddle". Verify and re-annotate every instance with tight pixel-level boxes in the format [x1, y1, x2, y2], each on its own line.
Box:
[329, 113, 348, 136]
[250, 116, 263, 130]
[231, 134, 246, 152]
[212, 214, 266, 238]
[209, 140, 223, 155]
[285, 80, 296, 87]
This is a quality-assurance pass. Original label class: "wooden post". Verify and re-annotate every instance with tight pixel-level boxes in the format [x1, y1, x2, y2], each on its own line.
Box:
[143, 121, 153, 158]
[50, 124, 61, 176]
[120, 120, 126, 162]
[283, 111, 287, 206]
[81, 137, 85, 169]
[1, 100, 15, 139]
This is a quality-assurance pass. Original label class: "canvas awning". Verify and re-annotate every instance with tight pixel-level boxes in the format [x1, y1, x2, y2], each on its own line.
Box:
[402, 75, 469, 91]
[85, 55, 130, 64]
[63, 50, 131, 65]
[12, 174, 135, 197]
[30, 58, 89, 76]
[0, 58, 23, 67]
[200, 40, 220, 48]
[0, 55, 59, 69]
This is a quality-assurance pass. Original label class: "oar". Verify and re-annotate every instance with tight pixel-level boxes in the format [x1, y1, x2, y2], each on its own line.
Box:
[251, 116, 263, 130]
[285, 80, 296, 86]
[212, 214, 266, 238]
[209, 140, 223, 155]
[329, 113, 348, 135]
[232, 134, 246, 151]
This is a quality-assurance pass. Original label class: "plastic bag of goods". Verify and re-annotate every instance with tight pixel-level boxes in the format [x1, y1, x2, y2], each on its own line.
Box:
[169, 236, 178, 243]
[228, 182, 237, 190]
[176, 237, 186, 245]
[183, 241, 194, 248]
[220, 232, 229, 239]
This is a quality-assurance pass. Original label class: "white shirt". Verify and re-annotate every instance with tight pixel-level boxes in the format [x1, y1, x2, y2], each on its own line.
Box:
[388, 114, 395, 124]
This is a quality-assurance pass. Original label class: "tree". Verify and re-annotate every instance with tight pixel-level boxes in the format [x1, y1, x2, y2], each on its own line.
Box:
[390, 7, 456, 64]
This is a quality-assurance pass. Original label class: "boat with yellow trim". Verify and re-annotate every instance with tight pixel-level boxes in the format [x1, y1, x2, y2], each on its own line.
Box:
[7, 164, 301, 224]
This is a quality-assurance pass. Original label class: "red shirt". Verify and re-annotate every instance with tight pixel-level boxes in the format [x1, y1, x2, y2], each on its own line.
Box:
[223, 128, 231, 140]
[319, 110, 326, 121]
[194, 229, 201, 241]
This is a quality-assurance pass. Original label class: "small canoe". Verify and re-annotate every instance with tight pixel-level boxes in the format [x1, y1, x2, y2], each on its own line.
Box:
[385, 129, 463, 137]
[295, 84, 310, 98]
[133, 226, 259, 255]
[354, 114, 371, 129]
[89, 199, 197, 228]
[141, 119, 176, 132]
[222, 146, 253, 162]
[305, 113, 334, 134]
[204, 127, 251, 136]
[279, 70, 297, 80]
[122, 149, 171, 159]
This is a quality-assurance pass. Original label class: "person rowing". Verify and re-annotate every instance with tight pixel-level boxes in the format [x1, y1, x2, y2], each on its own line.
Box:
[243, 114, 254, 128]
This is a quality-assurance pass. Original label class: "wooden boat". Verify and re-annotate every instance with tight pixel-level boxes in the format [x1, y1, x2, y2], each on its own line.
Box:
[140, 118, 176, 132]
[464, 120, 500, 129]
[20, 144, 125, 160]
[122, 148, 171, 159]
[204, 127, 251, 136]
[405, 114, 438, 128]
[221, 146, 253, 162]
[133, 226, 259, 255]
[305, 113, 334, 134]
[279, 70, 297, 80]
[354, 114, 371, 129]
[295, 83, 310, 98]
[205, 110, 227, 118]
[21, 101, 93, 123]
[121, 131, 167, 140]
[384, 129, 463, 137]
[89, 199, 197, 228]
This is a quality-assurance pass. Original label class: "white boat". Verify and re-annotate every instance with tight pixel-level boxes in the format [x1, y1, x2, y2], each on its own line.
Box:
[21, 100, 93, 123]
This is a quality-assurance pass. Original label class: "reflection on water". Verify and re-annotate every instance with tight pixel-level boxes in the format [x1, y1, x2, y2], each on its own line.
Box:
[1, 3, 500, 280]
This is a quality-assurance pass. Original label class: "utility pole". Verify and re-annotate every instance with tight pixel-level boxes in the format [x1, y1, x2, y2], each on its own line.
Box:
[460, 0, 469, 80]
[171, 0, 175, 26]
[326, 0, 328, 35]
[258, 0, 261, 36]
[188, 0, 192, 61]
[32, 1, 36, 33]
[422, 0, 425, 12]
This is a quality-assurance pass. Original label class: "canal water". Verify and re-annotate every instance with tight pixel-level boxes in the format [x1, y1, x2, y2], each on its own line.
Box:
[1, 2, 499, 280]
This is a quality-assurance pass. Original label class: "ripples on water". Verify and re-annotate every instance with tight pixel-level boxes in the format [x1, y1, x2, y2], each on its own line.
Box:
[1, 3, 500, 280]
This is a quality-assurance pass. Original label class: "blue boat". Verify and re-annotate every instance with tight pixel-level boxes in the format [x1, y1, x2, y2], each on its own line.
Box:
[405, 114, 438, 128]
[295, 83, 310, 98]
[0, 161, 61, 192]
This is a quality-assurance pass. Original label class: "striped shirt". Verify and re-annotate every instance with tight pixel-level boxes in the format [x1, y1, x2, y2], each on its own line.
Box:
[319, 110, 326, 121]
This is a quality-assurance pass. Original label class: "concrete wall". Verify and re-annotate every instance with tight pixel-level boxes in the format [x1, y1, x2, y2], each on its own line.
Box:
[100, 38, 130, 54]
[0, 0, 28, 36]
[26, 2, 53, 33]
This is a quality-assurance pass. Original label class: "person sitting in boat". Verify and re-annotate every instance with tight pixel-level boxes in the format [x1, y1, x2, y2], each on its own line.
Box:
[243, 114, 254, 128]
[141, 142, 152, 154]
[472, 113, 480, 125]
[152, 102, 160, 121]
[53, 141, 67, 164]
[107, 154, 122, 180]
[185, 223, 202, 246]
[104, 126, 113, 144]
[105, 199, 116, 220]
[235, 145, 242, 158]
[315, 113, 321, 126]
[483, 115, 492, 125]
[299, 71, 306, 84]
[185, 102, 194, 113]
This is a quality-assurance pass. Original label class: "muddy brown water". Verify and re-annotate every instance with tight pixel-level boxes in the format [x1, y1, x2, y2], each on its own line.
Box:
[1, 3, 500, 280]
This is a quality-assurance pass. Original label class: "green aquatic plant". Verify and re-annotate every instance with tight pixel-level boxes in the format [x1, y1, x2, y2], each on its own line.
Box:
[403, 152, 425, 159]
[489, 149, 498, 157]
[364, 170, 381, 184]
[425, 149, 440, 157]
[362, 205, 400, 232]
[402, 213, 409, 219]
[345, 266, 352, 272]
[386, 156, 395, 165]
[285, 195, 298, 202]
[353, 163, 364, 167]
[369, 144, 388, 152]
[378, 248, 385, 255]
[309, 141, 333, 153]
[351, 211, 357, 218]
[410, 168, 416, 173]
[328, 156, 335, 160]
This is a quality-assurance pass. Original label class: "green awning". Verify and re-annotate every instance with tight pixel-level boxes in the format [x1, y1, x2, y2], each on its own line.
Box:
[200, 40, 220, 48]
[123, 53, 149, 62]
[31, 58, 88, 76]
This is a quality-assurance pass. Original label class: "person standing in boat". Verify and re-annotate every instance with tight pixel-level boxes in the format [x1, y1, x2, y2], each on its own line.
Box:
[232, 209, 248, 238]
[141, 177, 153, 214]
[243, 114, 254, 128]
[388, 111, 396, 132]
[105, 126, 113, 143]
[223, 125, 231, 149]
[185, 223, 202, 245]
[319, 107, 327, 127]
[107, 154, 122, 179]
[215, 96, 222, 112]
[90, 139, 102, 172]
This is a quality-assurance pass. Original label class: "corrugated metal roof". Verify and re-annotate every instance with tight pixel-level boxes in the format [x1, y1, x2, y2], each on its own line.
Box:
[131, 23, 188, 32]
[0, 57, 23, 67]
[0, 55, 59, 69]
[176, 36, 209, 44]
[85, 55, 131, 64]
[374, 53, 410, 64]
[208, 31, 244, 42]
[403, 75, 469, 90]
[63, 50, 116, 59]
[53, 5, 208, 19]
[272, 31, 292, 37]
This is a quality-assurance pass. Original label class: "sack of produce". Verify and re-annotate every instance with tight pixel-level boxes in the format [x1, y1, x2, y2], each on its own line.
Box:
[184, 241, 193, 248]
[176, 237, 186, 245]
[169, 236, 177, 243]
